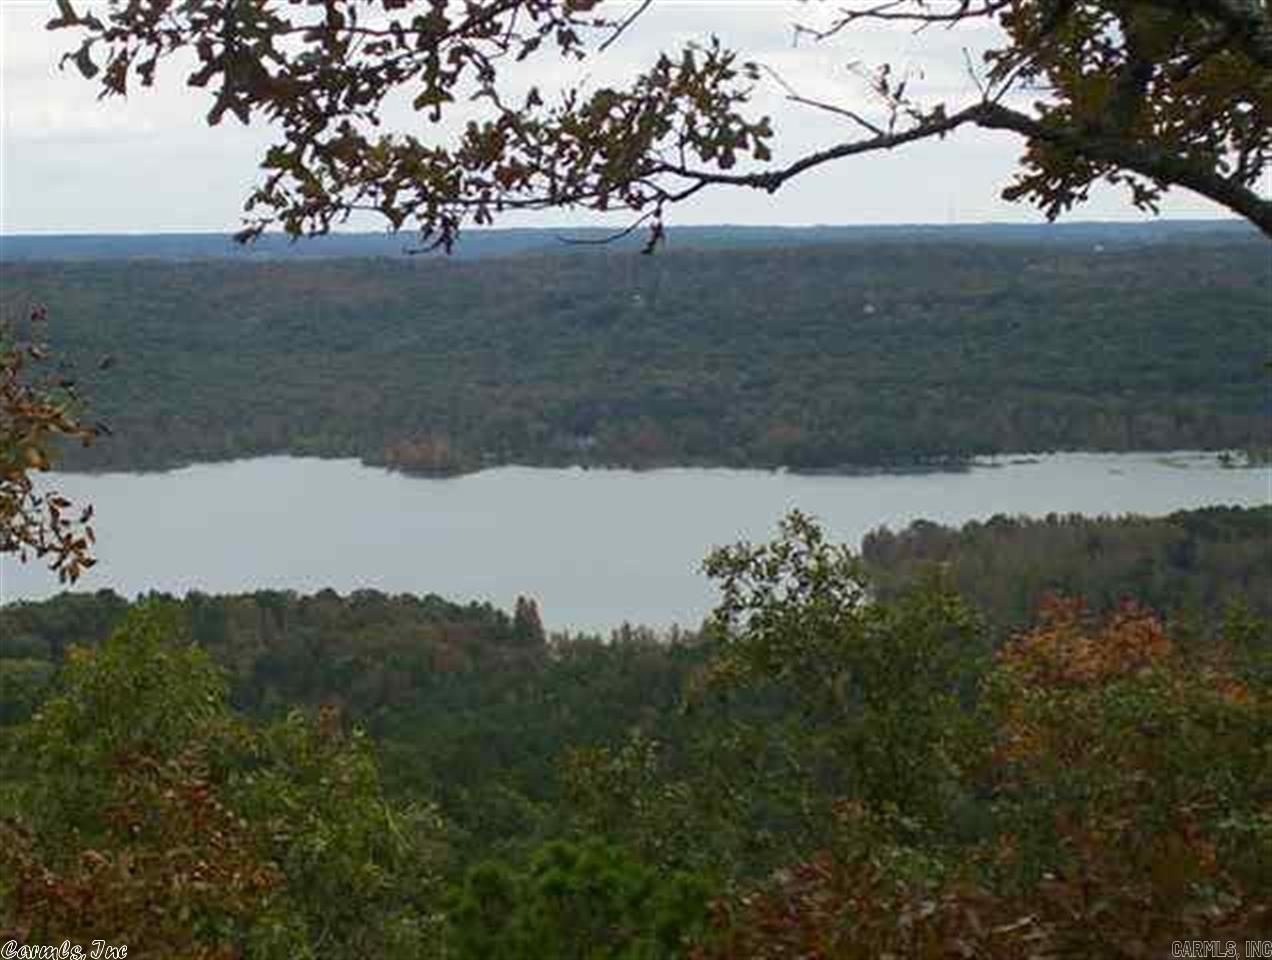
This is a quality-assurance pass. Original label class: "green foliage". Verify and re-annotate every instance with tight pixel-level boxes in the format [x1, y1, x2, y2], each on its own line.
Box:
[0, 602, 446, 957]
[512, 595, 546, 646]
[228, 708, 448, 957]
[562, 732, 722, 873]
[3, 601, 230, 847]
[3, 238, 1268, 475]
[559, 514, 990, 880]
[702, 510, 985, 834]
[445, 840, 713, 960]
[692, 580, 1271, 959]
[0, 657, 56, 725]
[863, 505, 1272, 637]
[0, 587, 709, 867]
[2, 513, 1269, 955]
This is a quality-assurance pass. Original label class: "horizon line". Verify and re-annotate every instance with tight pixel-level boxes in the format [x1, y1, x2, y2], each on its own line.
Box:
[0, 216, 1248, 239]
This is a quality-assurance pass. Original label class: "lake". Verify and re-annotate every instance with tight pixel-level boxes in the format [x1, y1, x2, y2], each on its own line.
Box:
[1, 452, 1268, 633]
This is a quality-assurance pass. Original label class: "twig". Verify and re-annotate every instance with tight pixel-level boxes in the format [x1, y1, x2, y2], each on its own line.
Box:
[598, 0, 654, 54]
[962, 47, 987, 97]
[757, 62, 885, 136]
[556, 208, 659, 245]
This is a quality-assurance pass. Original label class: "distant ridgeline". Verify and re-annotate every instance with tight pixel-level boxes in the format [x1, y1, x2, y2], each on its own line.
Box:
[1, 220, 1256, 261]
[1, 224, 1268, 474]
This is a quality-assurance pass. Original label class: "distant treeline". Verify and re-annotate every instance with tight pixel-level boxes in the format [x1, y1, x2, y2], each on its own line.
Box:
[863, 504, 1272, 635]
[3, 505, 1268, 856]
[0, 586, 704, 856]
[4, 500, 1270, 958]
[2, 235, 1268, 475]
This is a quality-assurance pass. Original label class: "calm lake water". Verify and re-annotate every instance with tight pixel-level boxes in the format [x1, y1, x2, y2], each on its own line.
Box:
[1, 452, 1268, 633]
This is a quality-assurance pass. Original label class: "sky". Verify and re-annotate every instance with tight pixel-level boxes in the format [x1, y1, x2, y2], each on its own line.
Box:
[0, 0, 1237, 236]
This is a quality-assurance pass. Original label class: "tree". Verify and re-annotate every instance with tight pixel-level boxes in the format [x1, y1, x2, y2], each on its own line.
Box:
[0, 602, 448, 957]
[1, 306, 102, 582]
[445, 839, 713, 959]
[689, 595, 1271, 959]
[50, 0, 1271, 243]
[562, 513, 990, 880]
[512, 595, 546, 646]
[700, 510, 984, 835]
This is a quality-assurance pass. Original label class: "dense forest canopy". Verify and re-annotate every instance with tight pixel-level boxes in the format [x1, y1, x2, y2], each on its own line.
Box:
[1, 0, 1267, 949]
[4, 234, 1268, 476]
[4, 505, 1268, 845]
[3, 508, 1269, 955]
[864, 504, 1272, 634]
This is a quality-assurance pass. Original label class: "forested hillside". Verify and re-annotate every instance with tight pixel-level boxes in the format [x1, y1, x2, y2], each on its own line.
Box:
[3, 235, 1268, 475]
[2, 508, 1268, 955]
[5, 0, 1269, 943]
[0, 586, 705, 855]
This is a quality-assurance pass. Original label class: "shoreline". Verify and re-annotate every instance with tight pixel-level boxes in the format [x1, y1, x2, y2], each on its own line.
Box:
[43, 446, 1268, 481]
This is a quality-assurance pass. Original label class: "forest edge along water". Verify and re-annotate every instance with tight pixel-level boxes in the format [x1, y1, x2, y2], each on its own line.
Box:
[2, 451, 1267, 634]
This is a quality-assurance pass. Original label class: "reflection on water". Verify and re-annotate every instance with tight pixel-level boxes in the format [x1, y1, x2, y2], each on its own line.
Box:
[2, 452, 1268, 633]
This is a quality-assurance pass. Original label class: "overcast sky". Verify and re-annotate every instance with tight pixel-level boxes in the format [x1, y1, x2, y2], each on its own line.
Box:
[0, 0, 1236, 235]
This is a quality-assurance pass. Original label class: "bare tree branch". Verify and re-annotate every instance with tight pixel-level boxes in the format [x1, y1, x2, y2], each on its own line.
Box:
[659, 93, 1271, 237]
[659, 104, 981, 193]
[598, 0, 654, 54]
[556, 208, 660, 245]
[757, 63, 886, 136]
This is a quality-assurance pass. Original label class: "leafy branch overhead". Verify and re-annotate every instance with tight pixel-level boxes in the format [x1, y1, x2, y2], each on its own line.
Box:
[50, 0, 1272, 243]
[0, 308, 104, 583]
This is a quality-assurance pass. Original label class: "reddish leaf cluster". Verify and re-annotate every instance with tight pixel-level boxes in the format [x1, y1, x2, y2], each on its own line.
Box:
[1, 748, 281, 957]
[694, 597, 1270, 958]
[1, 306, 103, 582]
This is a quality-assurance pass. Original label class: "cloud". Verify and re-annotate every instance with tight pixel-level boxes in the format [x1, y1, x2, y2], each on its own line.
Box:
[0, 0, 1234, 233]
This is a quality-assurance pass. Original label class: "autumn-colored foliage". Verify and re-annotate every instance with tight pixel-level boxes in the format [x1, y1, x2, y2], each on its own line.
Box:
[982, 596, 1269, 941]
[0, 306, 102, 582]
[998, 594, 1174, 686]
[2, 516, 1267, 957]
[694, 591, 1271, 958]
[0, 603, 447, 959]
[1, 749, 282, 959]
[48, 0, 1272, 238]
